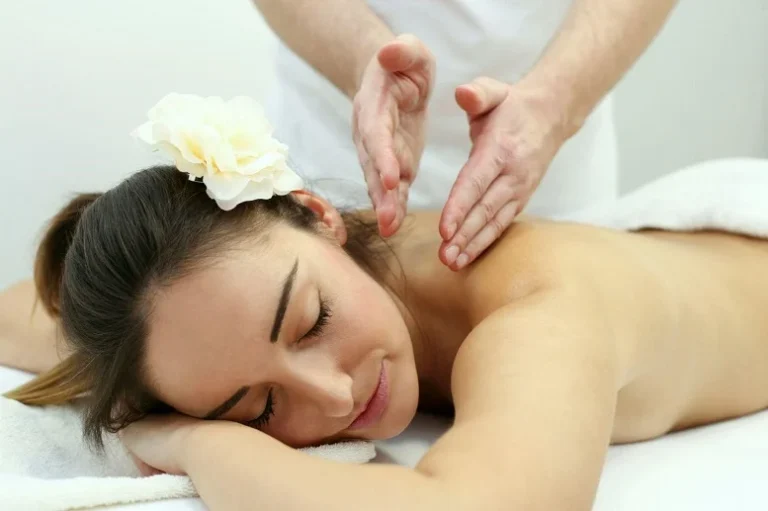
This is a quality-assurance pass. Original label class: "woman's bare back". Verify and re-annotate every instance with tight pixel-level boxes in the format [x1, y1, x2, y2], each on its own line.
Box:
[610, 229, 768, 442]
[396, 213, 768, 444]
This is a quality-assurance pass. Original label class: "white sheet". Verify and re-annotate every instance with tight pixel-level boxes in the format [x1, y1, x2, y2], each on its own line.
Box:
[3, 364, 768, 510]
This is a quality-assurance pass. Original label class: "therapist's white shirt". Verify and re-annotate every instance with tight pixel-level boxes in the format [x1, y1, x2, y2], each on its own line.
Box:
[264, 0, 618, 217]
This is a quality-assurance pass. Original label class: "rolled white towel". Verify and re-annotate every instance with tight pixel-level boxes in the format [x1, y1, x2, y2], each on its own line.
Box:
[0, 392, 375, 511]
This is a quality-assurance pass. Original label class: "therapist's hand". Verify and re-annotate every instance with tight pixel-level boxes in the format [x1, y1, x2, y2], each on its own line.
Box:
[439, 77, 568, 270]
[352, 34, 435, 237]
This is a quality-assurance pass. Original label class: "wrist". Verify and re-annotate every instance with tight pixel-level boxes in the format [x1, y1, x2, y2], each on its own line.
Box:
[349, 30, 397, 98]
[177, 421, 243, 473]
[516, 70, 586, 143]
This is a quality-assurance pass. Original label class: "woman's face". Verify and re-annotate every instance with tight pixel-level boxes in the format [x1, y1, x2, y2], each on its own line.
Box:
[144, 220, 420, 447]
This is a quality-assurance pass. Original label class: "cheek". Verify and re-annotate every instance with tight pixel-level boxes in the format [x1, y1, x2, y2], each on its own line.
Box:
[334, 278, 403, 352]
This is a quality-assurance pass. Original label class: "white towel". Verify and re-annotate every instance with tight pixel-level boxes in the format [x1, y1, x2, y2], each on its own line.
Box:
[0, 394, 375, 511]
[557, 157, 768, 237]
[2, 157, 767, 511]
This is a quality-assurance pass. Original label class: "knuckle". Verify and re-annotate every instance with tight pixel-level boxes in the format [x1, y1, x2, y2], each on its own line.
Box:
[453, 232, 469, 249]
[480, 200, 495, 222]
[489, 217, 505, 237]
[398, 153, 414, 180]
[495, 141, 515, 165]
[357, 148, 371, 167]
[468, 173, 487, 199]
[499, 177, 517, 198]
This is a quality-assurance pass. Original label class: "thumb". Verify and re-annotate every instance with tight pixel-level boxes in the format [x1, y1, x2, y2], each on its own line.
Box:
[455, 77, 509, 118]
[378, 34, 431, 73]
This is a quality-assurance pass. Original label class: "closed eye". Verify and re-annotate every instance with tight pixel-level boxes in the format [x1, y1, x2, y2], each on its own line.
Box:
[303, 293, 332, 340]
[244, 388, 275, 430]
[242, 294, 332, 429]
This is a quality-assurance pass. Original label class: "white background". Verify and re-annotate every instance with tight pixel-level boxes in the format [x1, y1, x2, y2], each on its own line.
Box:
[1, 0, 766, 288]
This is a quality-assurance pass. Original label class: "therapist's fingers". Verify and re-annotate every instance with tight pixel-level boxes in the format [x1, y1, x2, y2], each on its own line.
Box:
[376, 132, 414, 236]
[377, 179, 410, 237]
[439, 173, 518, 267]
[392, 129, 416, 188]
[355, 127, 388, 213]
[377, 182, 404, 237]
[378, 34, 432, 74]
[354, 95, 400, 191]
[455, 77, 510, 118]
[378, 35, 434, 111]
[377, 188, 399, 236]
[369, 127, 401, 191]
[439, 143, 504, 241]
[458, 200, 520, 269]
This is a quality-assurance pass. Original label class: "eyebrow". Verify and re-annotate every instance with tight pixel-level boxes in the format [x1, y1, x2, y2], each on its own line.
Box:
[271, 258, 299, 343]
[204, 386, 249, 420]
[203, 258, 299, 420]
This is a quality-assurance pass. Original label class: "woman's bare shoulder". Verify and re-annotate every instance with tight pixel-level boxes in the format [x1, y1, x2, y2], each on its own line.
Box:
[462, 217, 630, 321]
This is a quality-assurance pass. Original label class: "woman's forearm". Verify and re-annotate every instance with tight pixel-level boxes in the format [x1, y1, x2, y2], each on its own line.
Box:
[521, 0, 679, 137]
[252, 0, 395, 98]
[0, 280, 62, 373]
[182, 422, 446, 511]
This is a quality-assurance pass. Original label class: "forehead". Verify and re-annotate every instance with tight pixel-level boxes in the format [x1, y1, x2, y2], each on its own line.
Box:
[143, 228, 304, 398]
[151, 223, 316, 324]
[157, 235, 287, 319]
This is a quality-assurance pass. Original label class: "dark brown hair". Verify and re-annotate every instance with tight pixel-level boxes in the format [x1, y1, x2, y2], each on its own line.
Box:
[5, 165, 388, 448]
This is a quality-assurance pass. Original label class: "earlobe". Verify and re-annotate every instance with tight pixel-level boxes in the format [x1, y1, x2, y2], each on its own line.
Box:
[291, 191, 348, 246]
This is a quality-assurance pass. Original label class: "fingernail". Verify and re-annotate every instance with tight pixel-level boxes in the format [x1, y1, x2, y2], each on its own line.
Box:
[456, 254, 469, 268]
[446, 222, 457, 239]
[445, 245, 459, 264]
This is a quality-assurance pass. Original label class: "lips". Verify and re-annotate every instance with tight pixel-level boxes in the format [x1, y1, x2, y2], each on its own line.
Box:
[347, 362, 389, 431]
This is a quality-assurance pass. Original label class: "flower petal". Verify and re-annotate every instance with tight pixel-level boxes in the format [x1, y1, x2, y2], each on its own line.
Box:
[155, 142, 206, 178]
[133, 93, 306, 211]
[239, 152, 285, 175]
[209, 141, 239, 174]
[203, 172, 250, 201]
[272, 168, 305, 194]
[235, 179, 276, 202]
[132, 121, 156, 144]
[210, 180, 273, 211]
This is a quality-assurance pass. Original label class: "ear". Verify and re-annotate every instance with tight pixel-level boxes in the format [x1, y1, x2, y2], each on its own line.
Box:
[291, 191, 347, 246]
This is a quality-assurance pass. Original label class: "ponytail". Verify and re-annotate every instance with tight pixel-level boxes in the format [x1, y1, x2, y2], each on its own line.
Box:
[4, 194, 100, 406]
[34, 193, 100, 316]
[4, 354, 90, 405]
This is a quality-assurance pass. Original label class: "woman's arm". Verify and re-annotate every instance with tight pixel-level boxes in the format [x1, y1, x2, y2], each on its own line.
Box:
[418, 288, 625, 510]
[185, 425, 446, 511]
[252, 0, 395, 98]
[125, 283, 624, 511]
[0, 280, 63, 373]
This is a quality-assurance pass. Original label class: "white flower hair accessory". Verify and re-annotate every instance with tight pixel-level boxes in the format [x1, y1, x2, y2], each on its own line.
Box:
[132, 93, 304, 211]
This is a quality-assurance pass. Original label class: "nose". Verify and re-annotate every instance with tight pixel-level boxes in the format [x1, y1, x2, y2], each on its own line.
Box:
[287, 352, 355, 418]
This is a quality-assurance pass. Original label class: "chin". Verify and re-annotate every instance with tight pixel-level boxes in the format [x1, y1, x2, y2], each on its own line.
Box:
[377, 392, 420, 440]
[383, 414, 418, 439]
[384, 354, 421, 438]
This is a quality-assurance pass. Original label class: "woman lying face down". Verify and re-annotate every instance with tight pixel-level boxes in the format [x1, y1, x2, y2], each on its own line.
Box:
[138, 175, 425, 448]
[8, 96, 768, 511]
[10, 166, 425, 449]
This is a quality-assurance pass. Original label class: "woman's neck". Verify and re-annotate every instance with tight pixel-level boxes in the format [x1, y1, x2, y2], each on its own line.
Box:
[375, 211, 475, 410]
